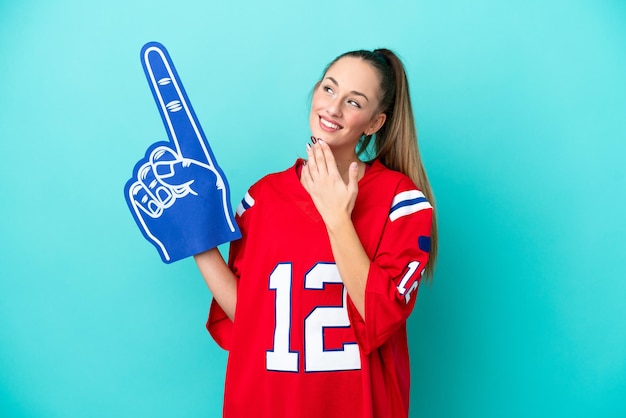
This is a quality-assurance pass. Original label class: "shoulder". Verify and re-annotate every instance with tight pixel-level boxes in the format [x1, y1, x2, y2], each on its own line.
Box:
[246, 160, 300, 192]
[363, 160, 421, 195]
[235, 160, 300, 216]
[362, 160, 432, 219]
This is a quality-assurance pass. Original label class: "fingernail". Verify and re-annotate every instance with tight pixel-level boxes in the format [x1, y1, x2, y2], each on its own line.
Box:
[306, 143, 312, 151]
[310, 136, 317, 144]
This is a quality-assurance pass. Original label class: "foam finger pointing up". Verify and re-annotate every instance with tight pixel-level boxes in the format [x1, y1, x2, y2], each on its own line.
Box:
[141, 42, 211, 165]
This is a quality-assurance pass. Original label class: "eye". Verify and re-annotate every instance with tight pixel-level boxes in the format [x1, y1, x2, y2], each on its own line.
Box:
[348, 99, 361, 108]
[323, 85, 334, 94]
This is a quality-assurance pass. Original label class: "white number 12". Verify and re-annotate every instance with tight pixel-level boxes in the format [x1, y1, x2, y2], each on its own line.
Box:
[266, 262, 361, 373]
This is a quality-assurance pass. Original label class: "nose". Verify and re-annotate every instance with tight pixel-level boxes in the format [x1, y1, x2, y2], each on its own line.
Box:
[325, 97, 342, 117]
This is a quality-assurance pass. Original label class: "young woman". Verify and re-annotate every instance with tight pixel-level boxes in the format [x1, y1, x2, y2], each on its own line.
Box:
[194, 48, 437, 418]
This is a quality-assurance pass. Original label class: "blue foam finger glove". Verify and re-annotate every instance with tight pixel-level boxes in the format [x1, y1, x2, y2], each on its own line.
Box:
[124, 42, 241, 263]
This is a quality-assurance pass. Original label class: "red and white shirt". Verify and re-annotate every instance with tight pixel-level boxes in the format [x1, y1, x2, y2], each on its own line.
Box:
[208, 159, 432, 418]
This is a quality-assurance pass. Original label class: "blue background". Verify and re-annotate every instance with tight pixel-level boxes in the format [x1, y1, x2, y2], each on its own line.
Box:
[1, 0, 625, 417]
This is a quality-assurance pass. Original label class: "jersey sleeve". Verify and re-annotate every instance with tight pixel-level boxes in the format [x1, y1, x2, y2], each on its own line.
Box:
[206, 187, 257, 350]
[347, 179, 433, 354]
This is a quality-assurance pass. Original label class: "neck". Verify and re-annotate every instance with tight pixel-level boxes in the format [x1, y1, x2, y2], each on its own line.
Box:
[331, 147, 366, 184]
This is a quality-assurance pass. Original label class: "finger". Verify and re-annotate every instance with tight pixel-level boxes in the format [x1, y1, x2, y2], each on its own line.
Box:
[148, 146, 189, 197]
[141, 42, 213, 165]
[128, 181, 163, 218]
[310, 141, 329, 175]
[150, 146, 179, 180]
[317, 139, 337, 175]
[347, 162, 359, 194]
[137, 161, 175, 208]
[305, 142, 319, 176]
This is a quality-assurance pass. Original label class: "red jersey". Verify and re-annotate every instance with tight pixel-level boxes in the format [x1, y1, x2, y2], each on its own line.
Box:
[208, 159, 432, 418]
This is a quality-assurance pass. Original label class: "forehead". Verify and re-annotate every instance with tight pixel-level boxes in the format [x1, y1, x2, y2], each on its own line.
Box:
[324, 56, 382, 97]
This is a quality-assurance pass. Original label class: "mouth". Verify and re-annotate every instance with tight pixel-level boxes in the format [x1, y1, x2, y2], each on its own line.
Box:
[319, 116, 342, 132]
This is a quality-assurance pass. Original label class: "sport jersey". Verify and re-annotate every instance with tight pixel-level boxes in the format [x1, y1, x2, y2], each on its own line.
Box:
[208, 159, 433, 418]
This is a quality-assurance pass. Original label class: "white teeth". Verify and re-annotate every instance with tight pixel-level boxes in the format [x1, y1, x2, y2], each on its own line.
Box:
[321, 118, 339, 129]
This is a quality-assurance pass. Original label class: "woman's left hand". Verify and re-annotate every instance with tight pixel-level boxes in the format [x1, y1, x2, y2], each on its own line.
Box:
[301, 139, 359, 229]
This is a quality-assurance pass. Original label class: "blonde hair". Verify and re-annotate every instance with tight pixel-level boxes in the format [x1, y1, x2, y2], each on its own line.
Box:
[323, 49, 438, 279]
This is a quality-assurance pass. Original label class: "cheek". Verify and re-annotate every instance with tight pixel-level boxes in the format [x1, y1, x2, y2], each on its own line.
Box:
[309, 103, 319, 121]
[309, 96, 328, 126]
[310, 92, 326, 111]
[309, 106, 320, 131]
[345, 113, 371, 130]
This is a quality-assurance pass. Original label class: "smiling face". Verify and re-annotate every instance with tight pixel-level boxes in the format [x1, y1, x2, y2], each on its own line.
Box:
[309, 57, 387, 154]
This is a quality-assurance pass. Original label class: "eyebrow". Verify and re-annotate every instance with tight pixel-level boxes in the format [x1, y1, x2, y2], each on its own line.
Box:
[325, 77, 370, 102]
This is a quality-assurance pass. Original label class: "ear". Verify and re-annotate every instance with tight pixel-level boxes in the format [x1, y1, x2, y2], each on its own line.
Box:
[365, 113, 387, 136]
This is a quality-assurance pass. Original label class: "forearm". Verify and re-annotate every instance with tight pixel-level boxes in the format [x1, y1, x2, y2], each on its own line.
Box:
[301, 139, 370, 317]
[326, 216, 370, 319]
[194, 248, 237, 321]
